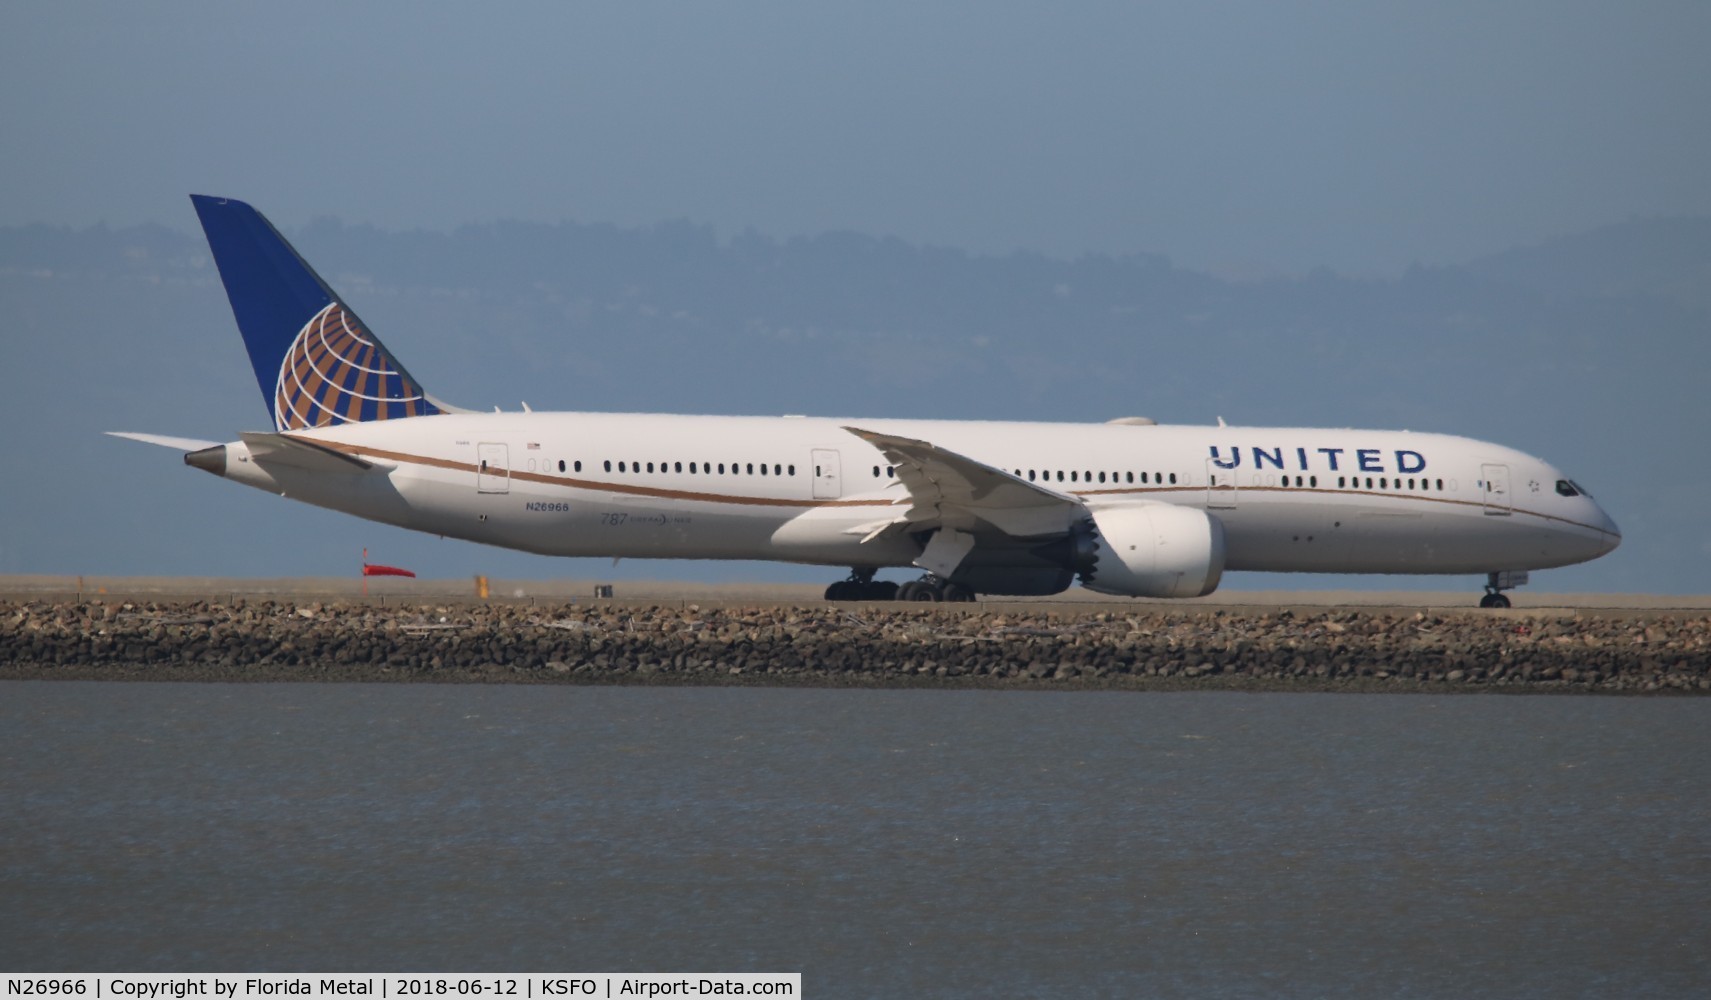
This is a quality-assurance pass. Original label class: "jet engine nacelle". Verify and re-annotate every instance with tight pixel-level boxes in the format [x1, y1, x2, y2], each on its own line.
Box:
[1079, 503, 1226, 598]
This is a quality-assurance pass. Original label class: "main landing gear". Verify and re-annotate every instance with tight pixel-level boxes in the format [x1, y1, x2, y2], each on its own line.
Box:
[823, 570, 977, 602]
[824, 569, 899, 602]
[897, 575, 976, 603]
[1479, 570, 1529, 609]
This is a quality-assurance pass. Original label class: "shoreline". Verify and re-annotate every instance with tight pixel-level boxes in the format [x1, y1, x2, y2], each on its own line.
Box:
[4, 596, 1705, 694]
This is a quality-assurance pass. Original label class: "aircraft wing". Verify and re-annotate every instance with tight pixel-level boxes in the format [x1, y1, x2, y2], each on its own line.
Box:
[842, 427, 1087, 576]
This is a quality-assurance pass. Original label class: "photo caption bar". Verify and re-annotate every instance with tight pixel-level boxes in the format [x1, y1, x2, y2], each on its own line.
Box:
[3, 976, 799, 1000]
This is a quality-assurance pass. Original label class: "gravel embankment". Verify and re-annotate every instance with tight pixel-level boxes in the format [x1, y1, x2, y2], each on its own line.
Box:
[2, 599, 1707, 692]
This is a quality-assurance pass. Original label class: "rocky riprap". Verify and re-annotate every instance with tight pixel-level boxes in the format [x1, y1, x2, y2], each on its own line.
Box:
[1, 599, 1707, 693]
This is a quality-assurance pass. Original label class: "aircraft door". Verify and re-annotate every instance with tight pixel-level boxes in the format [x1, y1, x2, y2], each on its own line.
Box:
[1481, 463, 1510, 515]
[1206, 458, 1238, 509]
[811, 449, 842, 500]
[477, 443, 510, 494]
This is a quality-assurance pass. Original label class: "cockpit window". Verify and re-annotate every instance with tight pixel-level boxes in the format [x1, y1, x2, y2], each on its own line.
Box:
[1555, 480, 1580, 497]
[1570, 480, 1593, 498]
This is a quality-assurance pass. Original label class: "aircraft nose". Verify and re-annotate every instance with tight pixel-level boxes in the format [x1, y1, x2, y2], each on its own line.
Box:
[1594, 504, 1621, 555]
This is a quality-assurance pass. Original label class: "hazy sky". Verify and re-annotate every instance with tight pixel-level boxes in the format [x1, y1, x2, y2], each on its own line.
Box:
[5, 1, 1709, 274]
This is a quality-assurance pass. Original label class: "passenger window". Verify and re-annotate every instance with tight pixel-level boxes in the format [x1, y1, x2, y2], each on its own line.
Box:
[689, 462, 697, 474]
[1380, 477, 1386, 489]
[604, 460, 612, 472]
[1169, 473, 1177, 485]
[874, 466, 881, 478]
[887, 466, 895, 477]
[557, 460, 565, 473]
[760, 464, 768, 476]
[1028, 470, 1036, 481]
[1098, 471, 1106, 483]
[1056, 471, 1064, 482]
[788, 465, 796, 476]
[718, 463, 726, 474]
[647, 462, 655, 473]
[1310, 475, 1317, 487]
[1071, 471, 1078, 483]
[1126, 472, 1134, 484]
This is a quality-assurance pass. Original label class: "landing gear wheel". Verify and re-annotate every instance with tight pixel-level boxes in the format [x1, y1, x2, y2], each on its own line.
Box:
[941, 583, 976, 603]
[899, 580, 942, 602]
[866, 581, 900, 601]
[1479, 570, 1523, 609]
[827, 569, 886, 601]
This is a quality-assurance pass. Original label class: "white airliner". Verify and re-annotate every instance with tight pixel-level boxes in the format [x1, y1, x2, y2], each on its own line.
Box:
[113, 196, 1620, 607]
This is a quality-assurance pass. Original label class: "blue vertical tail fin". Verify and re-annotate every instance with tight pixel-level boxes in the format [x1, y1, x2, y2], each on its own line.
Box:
[190, 195, 454, 431]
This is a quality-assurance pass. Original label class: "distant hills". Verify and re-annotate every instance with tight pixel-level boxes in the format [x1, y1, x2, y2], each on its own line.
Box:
[1, 213, 1705, 593]
[1467, 217, 1711, 311]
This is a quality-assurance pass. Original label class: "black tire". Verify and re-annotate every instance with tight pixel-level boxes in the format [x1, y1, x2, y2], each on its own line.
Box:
[1479, 593, 1511, 609]
[865, 581, 900, 601]
[901, 581, 940, 602]
[942, 583, 976, 603]
[826, 581, 851, 601]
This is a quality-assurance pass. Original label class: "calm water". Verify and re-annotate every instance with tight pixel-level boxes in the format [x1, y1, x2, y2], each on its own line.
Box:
[2, 682, 1707, 997]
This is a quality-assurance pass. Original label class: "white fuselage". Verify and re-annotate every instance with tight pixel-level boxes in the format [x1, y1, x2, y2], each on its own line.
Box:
[207, 412, 1620, 581]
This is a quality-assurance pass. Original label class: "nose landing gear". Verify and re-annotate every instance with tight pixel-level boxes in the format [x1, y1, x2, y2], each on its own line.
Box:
[1479, 570, 1528, 609]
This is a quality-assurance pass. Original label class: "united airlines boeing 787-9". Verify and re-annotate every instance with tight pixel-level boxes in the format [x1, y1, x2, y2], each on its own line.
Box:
[112, 196, 1621, 606]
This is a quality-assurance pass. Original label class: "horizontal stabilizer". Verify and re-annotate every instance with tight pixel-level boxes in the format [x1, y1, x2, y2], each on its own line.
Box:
[107, 431, 222, 452]
[239, 431, 375, 474]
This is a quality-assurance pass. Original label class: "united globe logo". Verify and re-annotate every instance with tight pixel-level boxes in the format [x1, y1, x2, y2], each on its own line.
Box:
[272, 302, 440, 430]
